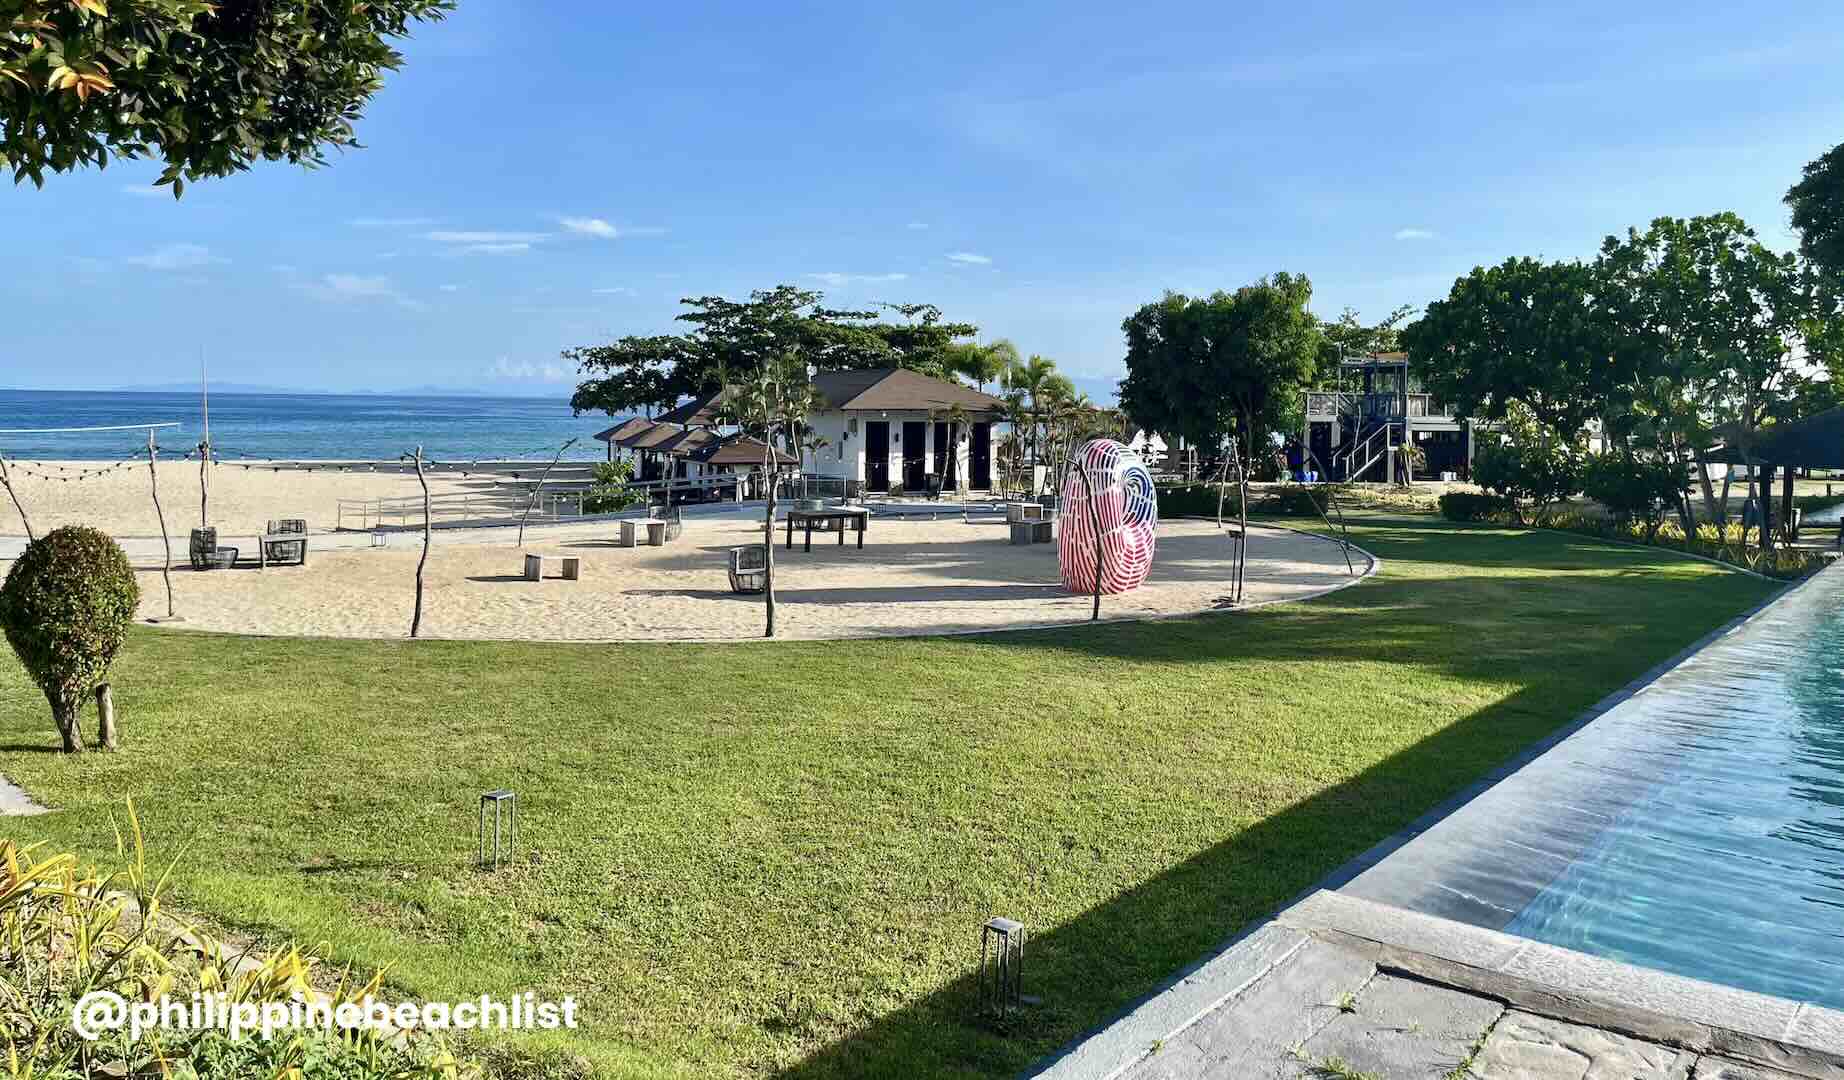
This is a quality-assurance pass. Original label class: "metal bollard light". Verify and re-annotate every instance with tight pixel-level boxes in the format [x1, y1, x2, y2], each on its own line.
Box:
[477, 790, 518, 869]
[980, 916, 1025, 1018]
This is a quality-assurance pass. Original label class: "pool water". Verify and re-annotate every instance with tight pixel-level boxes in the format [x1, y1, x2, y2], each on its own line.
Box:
[1346, 563, 1844, 1009]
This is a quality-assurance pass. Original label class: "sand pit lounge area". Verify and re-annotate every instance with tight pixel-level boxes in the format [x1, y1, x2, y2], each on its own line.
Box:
[88, 513, 1362, 642]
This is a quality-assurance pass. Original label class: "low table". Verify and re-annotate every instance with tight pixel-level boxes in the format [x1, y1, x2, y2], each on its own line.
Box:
[619, 518, 666, 547]
[785, 506, 870, 552]
[255, 532, 308, 569]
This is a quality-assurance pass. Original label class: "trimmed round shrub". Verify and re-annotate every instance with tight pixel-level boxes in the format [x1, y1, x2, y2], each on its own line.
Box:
[0, 526, 139, 753]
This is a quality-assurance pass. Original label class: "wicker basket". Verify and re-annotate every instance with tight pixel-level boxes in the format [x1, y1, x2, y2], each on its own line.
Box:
[727, 545, 768, 594]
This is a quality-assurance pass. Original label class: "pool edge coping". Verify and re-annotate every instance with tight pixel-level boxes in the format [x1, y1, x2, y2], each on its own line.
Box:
[1027, 560, 1826, 1079]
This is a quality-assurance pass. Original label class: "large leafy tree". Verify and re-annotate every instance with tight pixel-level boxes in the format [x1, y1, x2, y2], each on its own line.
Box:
[2, 0, 451, 193]
[1402, 257, 1620, 442]
[1118, 274, 1322, 455]
[1787, 141, 1844, 283]
[860, 303, 977, 378]
[568, 286, 978, 417]
[1317, 304, 1414, 378]
[1597, 214, 1820, 532]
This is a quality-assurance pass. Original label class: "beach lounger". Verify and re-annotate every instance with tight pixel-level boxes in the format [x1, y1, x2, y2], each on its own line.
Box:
[189, 528, 238, 570]
[263, 519, 308, 566]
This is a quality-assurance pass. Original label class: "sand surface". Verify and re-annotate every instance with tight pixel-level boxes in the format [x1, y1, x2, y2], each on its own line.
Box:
[0, 458, 579, 538]
[0, 463, 1369, 642]
[123, 516, 1356, 642]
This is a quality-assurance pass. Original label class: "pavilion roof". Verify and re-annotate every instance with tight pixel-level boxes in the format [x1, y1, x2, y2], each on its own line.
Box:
[694, 434, 797, 466]
[1711, 407, 1844, 468]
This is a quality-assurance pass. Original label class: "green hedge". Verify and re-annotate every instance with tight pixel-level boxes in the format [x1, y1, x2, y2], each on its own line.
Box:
[1438, 492, 1513, 522]
[1157, 484, 1242, 519]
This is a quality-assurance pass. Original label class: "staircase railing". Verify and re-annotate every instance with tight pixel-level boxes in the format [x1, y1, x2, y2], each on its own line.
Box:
[1336, 423, 1391, 481]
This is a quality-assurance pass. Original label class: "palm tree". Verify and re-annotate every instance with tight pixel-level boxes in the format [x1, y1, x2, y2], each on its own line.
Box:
[1003, 354, 1063, 489]
[945, 339, 1018, 396]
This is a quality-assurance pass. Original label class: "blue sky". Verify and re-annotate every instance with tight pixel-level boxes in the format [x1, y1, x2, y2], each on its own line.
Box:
[5, 1, 1840, 400]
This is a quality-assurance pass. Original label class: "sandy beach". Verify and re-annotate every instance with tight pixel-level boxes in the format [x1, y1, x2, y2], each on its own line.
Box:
[0, 461, 1367, 642]
[0, 458, 585, 537]
[106, 515, 1361, 642]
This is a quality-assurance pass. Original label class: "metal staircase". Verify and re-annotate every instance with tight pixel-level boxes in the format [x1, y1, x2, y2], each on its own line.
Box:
[1336, 421, 1395, 482]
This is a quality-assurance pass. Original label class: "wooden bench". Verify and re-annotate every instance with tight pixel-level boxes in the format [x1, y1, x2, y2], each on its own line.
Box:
[1009, 518, 1054, 544]
[618, 518, 666, 547]
[522, 554, 582, 581]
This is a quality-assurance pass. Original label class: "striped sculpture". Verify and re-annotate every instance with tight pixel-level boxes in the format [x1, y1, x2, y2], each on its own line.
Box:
[1058, 438, 1158, 594]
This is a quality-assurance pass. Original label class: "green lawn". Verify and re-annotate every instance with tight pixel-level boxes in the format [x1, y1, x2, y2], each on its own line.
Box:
[0, 516, 1772, 1079]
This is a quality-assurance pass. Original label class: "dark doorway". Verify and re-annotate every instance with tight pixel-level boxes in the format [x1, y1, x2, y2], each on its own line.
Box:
[932, 422, 956, 490]
[865, 420, 890, 492]
[1307, 421, 1333, 477]
[971, 422, 992, 490]
[902, 421, 927, 491]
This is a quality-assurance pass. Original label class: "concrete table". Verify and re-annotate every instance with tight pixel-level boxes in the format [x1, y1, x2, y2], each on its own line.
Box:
[785, 507, 870, 552]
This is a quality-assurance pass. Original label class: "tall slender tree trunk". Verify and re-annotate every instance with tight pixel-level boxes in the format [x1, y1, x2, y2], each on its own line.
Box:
[198, 438, 210, 527]
[410, 446, 431, 638]
[0, 455, 33, 542]
[148, 432, 174, 618]
[52, 693, 83, 754]
[95, 683, 117, 750]
[519, 437, 577, 546]
[1692, 447, 1721, 529]
[762, 425, 778, 639]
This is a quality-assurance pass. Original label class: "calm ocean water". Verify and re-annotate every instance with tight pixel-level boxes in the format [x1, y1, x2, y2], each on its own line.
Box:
[0, 389, 618, 462]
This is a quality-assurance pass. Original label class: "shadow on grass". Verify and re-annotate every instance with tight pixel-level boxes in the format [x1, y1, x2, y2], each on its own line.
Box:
[773, 524, 1770, 1079]
[773, 681, 1577, 1079]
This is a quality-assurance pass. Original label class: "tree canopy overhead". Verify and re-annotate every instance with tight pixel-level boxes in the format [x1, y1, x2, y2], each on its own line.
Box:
[1402, 256, 1620, 442]
[1, 0, 452, 193]
[1787, 140, 1844, 282]
[567, 286, 981, 417]
[1117, 274, 1323, 453]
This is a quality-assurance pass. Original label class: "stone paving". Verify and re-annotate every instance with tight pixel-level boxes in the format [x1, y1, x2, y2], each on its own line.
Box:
[1117, 934, 1810, 1080]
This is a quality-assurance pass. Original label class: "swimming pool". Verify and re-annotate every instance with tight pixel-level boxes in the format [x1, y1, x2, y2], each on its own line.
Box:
[1344, 562, 1844, 1009]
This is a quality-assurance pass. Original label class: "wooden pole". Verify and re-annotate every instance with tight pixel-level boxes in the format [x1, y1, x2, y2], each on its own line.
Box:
[410, 446, 430, 638]
[95, 682, 117, 750]
[148, 431, 174, 619]
[763, 418, 778, 639]
[199, 355, 210, 527]
[519, 437, 577, 547]
[1078, 459, 1103, 620]
[0, 454, 33, 542]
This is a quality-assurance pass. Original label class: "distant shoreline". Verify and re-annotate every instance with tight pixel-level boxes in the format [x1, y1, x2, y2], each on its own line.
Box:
[2, 385, 567, 400]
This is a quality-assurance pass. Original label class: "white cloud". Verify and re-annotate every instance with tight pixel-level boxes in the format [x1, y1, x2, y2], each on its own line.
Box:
[125, 244, 226, 271]
[559, 216, 620, 239]
[438, 283, 461, 292]
[1393, 228, 1436, 241]
[945, 252, 992, 265]
[301, 273, 427, 311]
[270, 263, 299, 274]
[592, 286, 636, 295]
[120, 185, 169, 199]
[806, 272, 910, 287]
[349, 217, 438, 227]
[422, 229, 544, 256]
[905, 222, 929, 230]
[488, 356, 572, 382]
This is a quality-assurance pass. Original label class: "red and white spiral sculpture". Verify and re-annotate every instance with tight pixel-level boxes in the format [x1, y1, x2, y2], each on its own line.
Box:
[1058, 438, 1158, 594]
